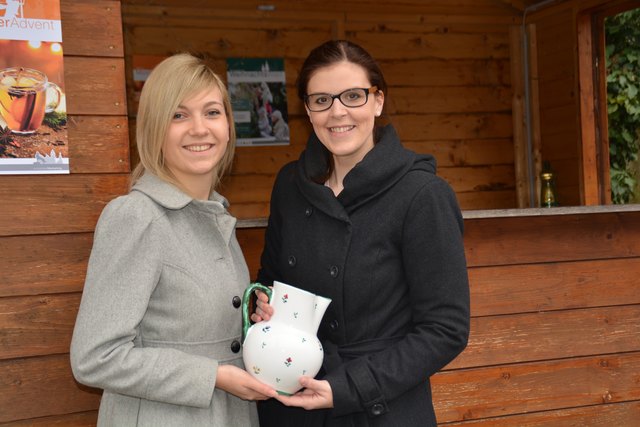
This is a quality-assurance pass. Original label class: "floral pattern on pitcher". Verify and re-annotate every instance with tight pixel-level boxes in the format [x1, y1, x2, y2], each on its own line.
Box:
[242, 281, 332, 395]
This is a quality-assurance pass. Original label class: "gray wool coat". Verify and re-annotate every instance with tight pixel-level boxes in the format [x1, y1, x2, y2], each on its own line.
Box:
[70, 173, 258, 427]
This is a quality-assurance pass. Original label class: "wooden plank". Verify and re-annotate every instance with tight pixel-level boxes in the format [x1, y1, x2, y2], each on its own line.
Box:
[536, 46, 575, 82]
[122, 4, 343, 23]
[469, 257, 640, 316]
[0, 355, 100, 423]
[0, 293, 81, 360]
[464, 211, 640, 266]
[0, 233, 92, 298]
[236, 227, 266, 280]
[347, 32, 511, 60]
[381, 59, 511, 87]
[439, 165, 515, 193]
[509, 24, 529, 208]
[455, 189, 517, 210]
[449, 305, 640, 369]
[0, 410, 98, 427]
[229, 139, 515, 176]
[231, 145, 305, 176]
[61, 0, 124, 57]
[527, 22, 543, 208]
[351, 12, 520, 26]
[536, 76, 576, 109]
[126, 26, 332, 58]
[123, 0, 521, 16]
[387, 86, 511, 114]
[64, 57, 127, 116]
[229, 191, 519, 225]
[222, 164, 515, 204]
[228, 202, 270, 224]
[0, 174, 129, 237]
[403, 139, 515, 167]
[433, 352, 640, 423]
[577, 13, 600, 205]
[346, 21, 512, 35]
[444, 400, 640, 427]
[218, 175, 277, 204]
[392, 113, 513, 140]
[68, 116, 130, 174]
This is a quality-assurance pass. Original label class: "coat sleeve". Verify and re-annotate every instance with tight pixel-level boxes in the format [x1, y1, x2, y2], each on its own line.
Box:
[325, 177, 471, 417]
[70, 196, 217, 408]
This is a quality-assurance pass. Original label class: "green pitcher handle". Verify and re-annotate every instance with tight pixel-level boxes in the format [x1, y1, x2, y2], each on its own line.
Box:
[242, 282, 273, 343]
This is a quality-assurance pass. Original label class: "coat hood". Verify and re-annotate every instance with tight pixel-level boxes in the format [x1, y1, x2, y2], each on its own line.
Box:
[296, 125, 437, 219]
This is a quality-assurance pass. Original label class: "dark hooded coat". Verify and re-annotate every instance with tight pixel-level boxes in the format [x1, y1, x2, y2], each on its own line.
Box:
[257, 125, 470, 427]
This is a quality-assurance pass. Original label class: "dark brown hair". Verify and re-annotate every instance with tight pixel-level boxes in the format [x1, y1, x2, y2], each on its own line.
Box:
[297, 40, 388, 183]
[296, 40, 388, 102]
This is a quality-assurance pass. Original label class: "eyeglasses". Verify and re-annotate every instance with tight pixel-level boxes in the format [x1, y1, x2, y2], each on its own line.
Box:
[304, 86, 378, 112]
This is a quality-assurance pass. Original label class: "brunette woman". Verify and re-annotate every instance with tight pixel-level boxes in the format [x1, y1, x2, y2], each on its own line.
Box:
[253, 40, 470, 427]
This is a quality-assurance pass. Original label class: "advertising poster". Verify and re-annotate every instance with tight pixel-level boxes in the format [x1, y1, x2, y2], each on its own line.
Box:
[227, 58, 289, 146]
[131, 54, 166, 115]
[0, 0, 68, 174]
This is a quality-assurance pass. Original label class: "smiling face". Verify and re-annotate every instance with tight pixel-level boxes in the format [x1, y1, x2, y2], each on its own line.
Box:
[305, 61, 384, 164]
[163, 86, 230, 195]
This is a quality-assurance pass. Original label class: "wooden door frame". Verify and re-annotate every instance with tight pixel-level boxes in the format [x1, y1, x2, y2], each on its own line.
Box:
[577, 0, 640, 205]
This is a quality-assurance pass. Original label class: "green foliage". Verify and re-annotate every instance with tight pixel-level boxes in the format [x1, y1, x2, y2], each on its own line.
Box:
[43, 111, 67, 131]
[606, 9, 640, 204]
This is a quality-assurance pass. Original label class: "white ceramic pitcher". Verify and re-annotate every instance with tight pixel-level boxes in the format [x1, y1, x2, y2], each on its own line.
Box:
[242, 280, 331, 395]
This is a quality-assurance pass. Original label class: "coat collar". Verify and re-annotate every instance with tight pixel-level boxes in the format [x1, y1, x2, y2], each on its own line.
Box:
[132, 173, 237, 243]
[132, 173, 229, 211]
[296, 125, 434, 219]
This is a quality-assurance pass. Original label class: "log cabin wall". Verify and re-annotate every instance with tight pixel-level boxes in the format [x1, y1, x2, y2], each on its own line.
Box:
[0, 0, 128, 425]
[1, 0, 639, 426]
[121, 0, 522, 217]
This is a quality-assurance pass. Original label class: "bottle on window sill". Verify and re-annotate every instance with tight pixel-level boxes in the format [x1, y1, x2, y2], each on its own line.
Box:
[540, 161, 559, 208]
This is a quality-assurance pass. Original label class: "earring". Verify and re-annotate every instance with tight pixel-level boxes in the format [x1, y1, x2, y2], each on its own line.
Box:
[375, 111, 381, 117]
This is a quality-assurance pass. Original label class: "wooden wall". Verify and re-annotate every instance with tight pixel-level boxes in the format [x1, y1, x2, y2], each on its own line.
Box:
[121, 0, 522, 217]
[0, 0, 128, 425]
[527, 0, 640, 206]
[2, 1, 639, 426]
[239, 210, 640, 426]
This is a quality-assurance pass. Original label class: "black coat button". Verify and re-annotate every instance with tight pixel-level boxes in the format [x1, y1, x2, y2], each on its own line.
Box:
[230, 340, 241, 353]
[329, 320, 339, 331]
[370, 403, 385, 416]
[288, 255, 297, 267]
[329, 265, 339, 277]
[232, 296, 241, 308]
[305, 207, 313, 217]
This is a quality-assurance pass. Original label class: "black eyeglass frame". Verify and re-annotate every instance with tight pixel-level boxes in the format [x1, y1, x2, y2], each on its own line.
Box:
[304, 86, 379, 112]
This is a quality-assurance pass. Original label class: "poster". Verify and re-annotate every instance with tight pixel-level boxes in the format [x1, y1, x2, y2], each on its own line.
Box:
[131, 54, 166, 115]
[227, 58, 290, 146]
[0, 0, 68, 174]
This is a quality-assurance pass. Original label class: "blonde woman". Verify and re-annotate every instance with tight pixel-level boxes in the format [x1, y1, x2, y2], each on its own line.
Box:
[71, 53, 275, 427]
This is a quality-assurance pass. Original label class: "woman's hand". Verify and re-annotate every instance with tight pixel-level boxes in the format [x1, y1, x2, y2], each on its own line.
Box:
[216, 364, 277, 401]
[275, 377, 334, 409]
[250, 289, 274, 323]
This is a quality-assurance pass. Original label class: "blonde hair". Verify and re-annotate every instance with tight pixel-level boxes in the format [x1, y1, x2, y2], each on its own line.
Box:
[130, 53, 236, 195]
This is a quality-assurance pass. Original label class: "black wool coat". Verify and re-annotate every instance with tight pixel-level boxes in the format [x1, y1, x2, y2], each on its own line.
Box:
[257, 125, 470, 427]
